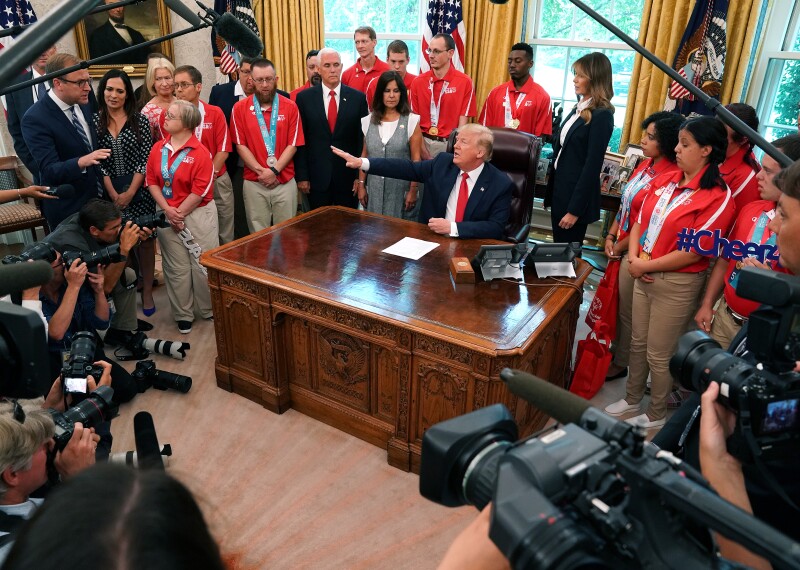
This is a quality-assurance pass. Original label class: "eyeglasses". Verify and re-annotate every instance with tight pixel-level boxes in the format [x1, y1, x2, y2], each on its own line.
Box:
[2, 399, 26, 424]
[174, 82, 197, 90]
[59, 77, 93, 89]
[426, 48, 452, 56]
[253, 77, 276, 84]
[164, 111, 177, 120]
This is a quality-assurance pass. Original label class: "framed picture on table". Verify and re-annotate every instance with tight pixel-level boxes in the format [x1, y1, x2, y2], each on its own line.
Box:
[600, 151, 625, 194]
[623, 143, 646, 171]
[536, 157, 551, 185]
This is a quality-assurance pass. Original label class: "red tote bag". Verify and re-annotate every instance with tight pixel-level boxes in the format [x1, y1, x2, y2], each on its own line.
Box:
[585, 258, 621, 339]
[570, 332, 613, 400]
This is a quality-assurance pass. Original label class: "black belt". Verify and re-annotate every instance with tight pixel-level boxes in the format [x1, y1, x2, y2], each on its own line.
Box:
[422, 132, 448, 142]
[726, 304, 747, 326]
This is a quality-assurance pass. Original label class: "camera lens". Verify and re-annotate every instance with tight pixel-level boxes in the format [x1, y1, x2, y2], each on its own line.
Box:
[153, 371, 192, 393]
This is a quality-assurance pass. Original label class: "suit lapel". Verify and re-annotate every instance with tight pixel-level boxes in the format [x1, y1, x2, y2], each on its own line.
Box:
[562, 112, 585, 151]
[333, 86, 348, 135]
[81, 104, 97, 149]
[463, 166, 491, 221]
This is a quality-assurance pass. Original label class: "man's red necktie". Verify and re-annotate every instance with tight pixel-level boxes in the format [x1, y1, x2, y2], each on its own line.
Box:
[455, 172, 469, 222]
[328, 90, 337, 133]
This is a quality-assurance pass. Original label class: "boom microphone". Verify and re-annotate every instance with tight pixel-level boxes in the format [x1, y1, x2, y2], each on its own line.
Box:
[163, 0, 264, 57]
[0, 260, 54, 297]
[162, 0, 203, 26]
[500, 368, 589, 425]
[133, 411, 165, 471]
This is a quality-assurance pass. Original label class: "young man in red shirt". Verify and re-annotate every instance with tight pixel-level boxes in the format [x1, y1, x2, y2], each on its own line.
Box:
[231, 58, 304, 231]
[173, 65, 234, 244]
[479, 43, 552, 139]
[409, 33, 476, 159]
[290, 50, 321, 101]
[364, 40, 417, 110]
[341, 26, 389, 93]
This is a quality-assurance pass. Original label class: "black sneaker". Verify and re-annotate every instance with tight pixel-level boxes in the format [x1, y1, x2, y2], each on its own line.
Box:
[103, 328, 135, 347]
[137, 318, 154, 332]
[177, 320, 192, 334]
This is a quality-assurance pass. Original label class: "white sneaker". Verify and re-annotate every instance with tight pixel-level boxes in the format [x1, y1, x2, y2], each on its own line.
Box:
[605, 399, 640, 416]
[625, 413, 666, 429]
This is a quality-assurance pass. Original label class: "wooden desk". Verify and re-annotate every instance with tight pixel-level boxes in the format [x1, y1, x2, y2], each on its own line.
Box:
[202, 207, 591, 472]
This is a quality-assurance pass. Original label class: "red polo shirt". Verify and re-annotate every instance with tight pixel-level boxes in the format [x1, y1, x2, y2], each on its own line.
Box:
[364, 72, 417, 110]
[615, 158, 681, 241]
[341, 56, 390, 93]
[195, 101, 232, 175]
[722, 200, 790, 316]
[409, 66, 476, 138]
[146, 135, 214, 208]
[720, 145, 761, 211]
[230, 93, 304, 184]
[478, 77, 552, 136]
[636, 167, 735, 273]
[290, 81, 312, 102]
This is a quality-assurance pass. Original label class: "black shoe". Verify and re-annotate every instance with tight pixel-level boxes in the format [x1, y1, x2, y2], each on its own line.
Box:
[103, 328, 136, 347]
[605, 367, 628, 381]
[177, 320, 192, 334]
[137, 318, 153, 332]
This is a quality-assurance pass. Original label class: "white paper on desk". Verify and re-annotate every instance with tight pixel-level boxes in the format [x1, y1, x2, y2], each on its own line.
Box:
[382, 237, 440, 260]
[534, 261, 576, 278]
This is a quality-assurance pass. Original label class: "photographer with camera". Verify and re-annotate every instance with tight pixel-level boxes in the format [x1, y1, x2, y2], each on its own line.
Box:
[0, 397, 101, 564]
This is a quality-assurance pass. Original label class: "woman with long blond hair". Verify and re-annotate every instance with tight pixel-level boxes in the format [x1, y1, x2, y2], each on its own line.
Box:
[545, 52, 615, 245]
[140, 57, 176, 142]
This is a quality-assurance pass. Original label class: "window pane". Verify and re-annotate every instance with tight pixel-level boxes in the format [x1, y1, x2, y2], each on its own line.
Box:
[325, 38, 357, 69]
[376, 39, 422, 74]
[538, 0, 644, 41]
[324, 0, 419, 34]
[532, 45, 568, 102]
[766, 58, 800, 129]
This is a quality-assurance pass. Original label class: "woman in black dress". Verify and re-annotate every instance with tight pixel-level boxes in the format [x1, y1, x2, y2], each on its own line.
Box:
[95, 69, 157, 316]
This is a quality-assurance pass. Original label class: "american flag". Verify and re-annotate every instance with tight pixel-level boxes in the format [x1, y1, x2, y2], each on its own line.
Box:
[0, 0, 38, 50]
[213, 0, 260, 74]
[421, 0, 466, 73]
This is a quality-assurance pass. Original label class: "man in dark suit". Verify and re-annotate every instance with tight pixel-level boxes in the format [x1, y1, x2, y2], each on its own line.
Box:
[332, 124, 513, 239]
[210, 57, 290, 238]
[22, 53, 110, 229]
[4, 45, 57, 180]
[88, 0, 150, 64]
[295, 48, 368, 209]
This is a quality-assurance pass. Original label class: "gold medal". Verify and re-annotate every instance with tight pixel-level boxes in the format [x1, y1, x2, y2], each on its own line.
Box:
[164, 180, 171, 187]
[735, 260, 744, 270]
[639, 251, 651, 261]
[508, 119, 520, 129]
[428, 126, 439, 136]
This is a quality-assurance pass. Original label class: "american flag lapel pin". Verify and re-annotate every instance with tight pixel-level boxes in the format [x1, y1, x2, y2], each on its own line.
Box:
[480, 187, 485, 192]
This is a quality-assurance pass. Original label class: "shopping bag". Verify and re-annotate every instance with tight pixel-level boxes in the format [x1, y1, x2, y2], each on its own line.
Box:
[585, 258, 621, 339]
[569, 332, 613, 400]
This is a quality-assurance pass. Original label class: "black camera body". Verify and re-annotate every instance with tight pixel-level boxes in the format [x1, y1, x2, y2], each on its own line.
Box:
[1, 242, 57, 266]
[62, 243, 123, 270]
[61, 331, 102, 393]
[130, 212, 170, 231]
[132, 359, 192, 393]
[670, 268, 800, 463]
[48, 385, 118, 451]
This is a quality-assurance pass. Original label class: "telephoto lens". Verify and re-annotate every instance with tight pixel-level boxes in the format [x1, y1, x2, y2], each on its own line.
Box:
[131, 212, 170, 230]
[49, 385, 119, 451]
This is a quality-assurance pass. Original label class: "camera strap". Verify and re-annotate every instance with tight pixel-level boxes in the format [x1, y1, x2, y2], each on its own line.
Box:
[177, 227, 207, 277]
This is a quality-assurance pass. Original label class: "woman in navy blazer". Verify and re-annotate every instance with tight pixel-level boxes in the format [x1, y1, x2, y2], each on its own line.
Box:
[545, 52, 615, 245]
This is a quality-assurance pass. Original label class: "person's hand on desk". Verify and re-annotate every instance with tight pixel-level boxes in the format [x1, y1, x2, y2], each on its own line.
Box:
[331, 146, 363, 169]
[429, 218, 451, 235]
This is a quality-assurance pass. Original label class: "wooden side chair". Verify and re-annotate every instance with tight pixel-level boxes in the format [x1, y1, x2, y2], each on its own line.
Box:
[0, 156, 49, 241]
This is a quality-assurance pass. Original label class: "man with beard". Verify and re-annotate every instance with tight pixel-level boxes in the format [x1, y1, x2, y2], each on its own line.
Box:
[231, 58, 304, 231]
[479, 43, 552, 139]
[88, 0, 150, 65]
[290, 50, 321, 101]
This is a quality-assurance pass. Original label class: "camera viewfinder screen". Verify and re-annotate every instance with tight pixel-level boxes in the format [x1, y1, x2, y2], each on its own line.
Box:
[761, 399, 800, 434]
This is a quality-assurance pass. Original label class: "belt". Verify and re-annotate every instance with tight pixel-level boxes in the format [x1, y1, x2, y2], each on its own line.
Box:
[422, 132, 448, 142]
[725, 304, 747, 326]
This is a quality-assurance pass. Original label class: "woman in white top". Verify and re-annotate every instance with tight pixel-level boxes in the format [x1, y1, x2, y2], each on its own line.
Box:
[355, 71, 423, 219]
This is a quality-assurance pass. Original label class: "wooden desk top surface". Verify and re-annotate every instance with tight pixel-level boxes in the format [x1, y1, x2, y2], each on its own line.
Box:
[203, 207, 591, 354]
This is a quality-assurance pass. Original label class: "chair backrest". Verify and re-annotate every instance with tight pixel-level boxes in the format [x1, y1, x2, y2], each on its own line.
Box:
[447, 127, 541, 241]
[0, 156, 22, 191]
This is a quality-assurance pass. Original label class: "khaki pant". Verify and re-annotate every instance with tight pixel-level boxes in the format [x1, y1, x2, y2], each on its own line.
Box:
[423, 137, 448, 158]
[158, 202, 219, 322]
[626, 270, 706, 420]
[109, 267, 137, 331]
[612, 256, 634, 368]
[243, 178, 297, 232]
[214, 171, 235, 244]
[710, 296, 743, 350]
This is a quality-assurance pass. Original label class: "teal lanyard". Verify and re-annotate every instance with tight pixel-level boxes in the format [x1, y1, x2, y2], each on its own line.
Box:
[253, 93, 279, 158]
[729, 211, 776, 288]
[161, 146, 191, 199]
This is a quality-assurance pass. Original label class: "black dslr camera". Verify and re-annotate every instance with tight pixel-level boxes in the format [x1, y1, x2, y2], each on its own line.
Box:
[48, 385, 119, 451]
[1, 242, 58, 266]
[132, 360, 192, 393]
[62, 243, 124, 270]
[130, 212, 170, 231]
[670, 268, 800, 463]
[61, 331, 102, 394]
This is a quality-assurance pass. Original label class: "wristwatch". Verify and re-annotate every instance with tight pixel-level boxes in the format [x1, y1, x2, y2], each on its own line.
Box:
[269, 166, 280, 177]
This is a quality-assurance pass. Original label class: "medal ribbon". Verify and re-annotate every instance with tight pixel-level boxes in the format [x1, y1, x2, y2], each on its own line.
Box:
[160, 145, 192, 199]
[640, 182, 696, 254]
[428, 79, 449, 130]
[503, 87, 527, 126]
[194, 101, 206, 142]
[253, 93, 279, 160]
[616, 168, 653, 234]
[729, 210, 777, 288]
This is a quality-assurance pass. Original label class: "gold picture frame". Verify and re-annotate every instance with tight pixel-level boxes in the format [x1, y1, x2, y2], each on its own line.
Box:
[73, 0, 174, 78]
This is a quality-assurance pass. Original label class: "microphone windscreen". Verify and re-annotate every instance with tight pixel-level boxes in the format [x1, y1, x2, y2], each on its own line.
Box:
[162, 0, 203, 26]
[54, 184, 75, 199]
[500, 368, 590, 425]
[0, 260, 53, 296]
[214, 12, 264, 58]
[133, 411, 165, 470]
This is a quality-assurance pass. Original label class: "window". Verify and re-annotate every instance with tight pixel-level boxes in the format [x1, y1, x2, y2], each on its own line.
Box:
[324, 0, 425, 73]
[748, 4, 800, 142]
[524, 0, 645, 151]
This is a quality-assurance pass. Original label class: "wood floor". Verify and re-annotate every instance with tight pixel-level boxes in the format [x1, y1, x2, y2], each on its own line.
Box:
[109, 268, 628, 569]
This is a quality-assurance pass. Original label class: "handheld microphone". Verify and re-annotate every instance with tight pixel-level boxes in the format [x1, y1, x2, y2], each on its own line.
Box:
[163, 0, 264, 57]
[0, 260, 54, 296]
[43, 184, 76, 199]
[133, 411, 166, 470]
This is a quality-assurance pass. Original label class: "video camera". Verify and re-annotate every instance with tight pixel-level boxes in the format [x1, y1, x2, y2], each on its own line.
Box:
[61, 331, 102, 393]
[62, 243, 124, 270]
[1, 242, 57, 266]
[129, 212, 170, 231]
[420, 369, 800, 569]
[670, 268, 800, 464]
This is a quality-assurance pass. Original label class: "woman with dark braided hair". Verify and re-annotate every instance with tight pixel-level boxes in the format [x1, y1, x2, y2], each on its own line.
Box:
[719, 103, 761, 211]
[605, 117, 735, 428]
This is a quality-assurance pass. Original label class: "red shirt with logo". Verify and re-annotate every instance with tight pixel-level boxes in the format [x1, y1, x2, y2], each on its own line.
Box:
[636, 167, 735, 273]
[478, 77, 552, 136]
[341, 56, 390, 93]
[290, 81, 312, 102]
[365, 72, 417, 110]
[146, 135, 214, 207]
[722, 200, 790, 316]
[195, 101, 232, 175]
[230, 93, 304, 184]
[409, 66, 476, 137]
[615, 158, 681, 242]
[720, 145, 761, 211]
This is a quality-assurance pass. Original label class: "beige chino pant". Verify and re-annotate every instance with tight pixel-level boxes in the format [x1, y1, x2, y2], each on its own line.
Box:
[214, 171, 235, 245]
[243, 178, 297, 232]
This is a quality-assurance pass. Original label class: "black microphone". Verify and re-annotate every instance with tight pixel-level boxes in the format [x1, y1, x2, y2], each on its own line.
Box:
[0, 260, 54, 296]
[500, 368, 589, 425]
[43, 184, 76, 199]
[163, 0, 264, 57]
[133, 411, 165, 470]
